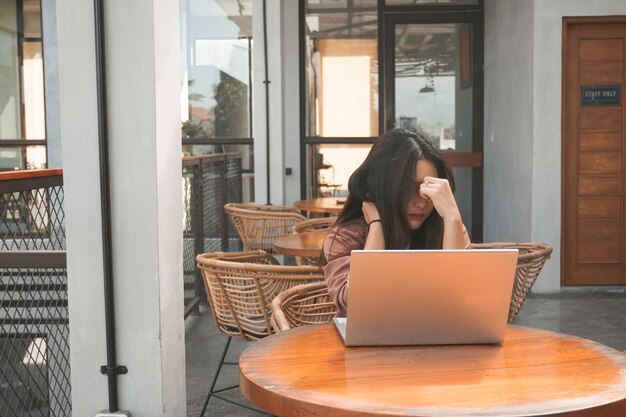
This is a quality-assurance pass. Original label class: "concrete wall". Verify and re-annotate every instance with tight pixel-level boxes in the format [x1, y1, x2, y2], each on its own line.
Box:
[531, 0, 626, 292]
[483, 0, 534, 244]
[56, 0, 108, 412]
[253, 0, 301, 205]
[283, 0, 302, 204]
[485, 0, 626, 292]
[57, 0, 186, 414]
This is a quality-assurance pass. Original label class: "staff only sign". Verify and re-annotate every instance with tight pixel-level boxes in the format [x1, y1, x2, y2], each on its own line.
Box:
[580, 85, 621, 105]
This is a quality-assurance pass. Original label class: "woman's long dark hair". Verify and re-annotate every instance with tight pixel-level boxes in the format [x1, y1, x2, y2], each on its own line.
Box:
[336, 128, 455, 249]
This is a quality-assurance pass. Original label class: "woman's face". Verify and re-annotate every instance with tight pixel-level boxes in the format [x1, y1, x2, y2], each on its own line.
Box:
[406, 159, 438, 230]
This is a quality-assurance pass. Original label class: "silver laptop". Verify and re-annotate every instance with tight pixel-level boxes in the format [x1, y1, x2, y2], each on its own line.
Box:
[333, 249, 518, 346]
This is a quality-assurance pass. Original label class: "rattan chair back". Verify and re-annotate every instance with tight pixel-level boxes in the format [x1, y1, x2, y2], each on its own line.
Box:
[291, 217, 337, 266]
[224, 203, 306, 252]
[469, 242, 553, 323]
[270, 282, 337, 332]
[292, 217, 338, 234]
[196, 250, 325, 341]
[272, 242, 553, 332]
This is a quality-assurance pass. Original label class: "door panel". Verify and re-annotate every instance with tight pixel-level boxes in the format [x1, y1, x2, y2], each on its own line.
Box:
[579, 131, 622, 150]
[578, 38, 623, 61]
[579, 61, 622, 83]
[578, 152, 621, 173]
[563, 18, 626, 285]
[579, 107, 622, 129]
[578, 218, 621, 240]
[578, 176, 622, 195]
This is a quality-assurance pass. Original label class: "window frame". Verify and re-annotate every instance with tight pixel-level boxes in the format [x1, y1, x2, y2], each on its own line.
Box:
[0, 0, 48, 171]
[298, 0, 484, 240]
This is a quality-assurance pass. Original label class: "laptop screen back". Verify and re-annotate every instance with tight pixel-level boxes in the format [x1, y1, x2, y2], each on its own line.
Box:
[344, 249, 518, 346]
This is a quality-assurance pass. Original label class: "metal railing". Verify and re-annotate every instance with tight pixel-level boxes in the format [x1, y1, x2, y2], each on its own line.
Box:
[182, 153, 243, 317]
[0, 169, 71, 417]
[0, 154, 243, 414]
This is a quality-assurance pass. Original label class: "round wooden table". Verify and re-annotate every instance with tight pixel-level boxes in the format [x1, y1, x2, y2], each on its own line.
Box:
[293, 197, 345, 214]
[240, 323, 626, 417]
[272, 230, 327, 258]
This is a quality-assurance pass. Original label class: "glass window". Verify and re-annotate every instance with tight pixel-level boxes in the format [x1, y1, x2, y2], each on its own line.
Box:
[306, 143, 372, 197]
[393, 23, 473, 152]
[304, 0, 379, 137]
[22, 41, 46, 141]
[179, 0, 253, 140]
[0, 0, 47, 171]
[1, 1, 22, 141]
[0, 145, 46, 171]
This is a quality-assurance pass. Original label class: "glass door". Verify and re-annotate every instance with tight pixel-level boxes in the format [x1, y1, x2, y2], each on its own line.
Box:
[384, 13, 483, 240]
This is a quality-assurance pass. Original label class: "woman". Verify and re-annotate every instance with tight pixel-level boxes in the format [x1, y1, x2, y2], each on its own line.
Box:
[323, 129, 470, 316]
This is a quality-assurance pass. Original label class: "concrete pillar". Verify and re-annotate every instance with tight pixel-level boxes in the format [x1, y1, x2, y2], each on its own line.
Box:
[56, 0, 185, 415]
[253, 0, 301, 205]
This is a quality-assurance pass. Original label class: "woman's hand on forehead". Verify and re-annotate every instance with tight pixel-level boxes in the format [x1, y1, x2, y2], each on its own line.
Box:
[419, 176, 461, 222]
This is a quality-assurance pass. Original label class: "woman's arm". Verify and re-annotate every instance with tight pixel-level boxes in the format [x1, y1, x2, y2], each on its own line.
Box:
[419, 177, 470, 249]
[442, 216, 471, 249]
[362, 201, 385, 250]
[323, 219, 367, 317]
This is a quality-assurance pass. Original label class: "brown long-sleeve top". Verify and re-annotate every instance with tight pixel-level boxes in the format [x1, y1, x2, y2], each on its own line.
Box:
[323, 216, 470, 317]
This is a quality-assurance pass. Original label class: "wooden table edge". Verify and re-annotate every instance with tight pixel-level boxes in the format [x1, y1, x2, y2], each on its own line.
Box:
[293, 199, 344, 214]
[239, 323, 626, 417]
[272, 231, 327, 258]
[271, 246, 324, 258]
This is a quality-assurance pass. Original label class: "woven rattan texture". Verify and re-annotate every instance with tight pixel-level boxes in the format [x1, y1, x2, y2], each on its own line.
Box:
[272, 242, 553, 331]
[292, 217, 337, 265]
[469, 242, 553, 323]
[196, 251, 324, 340]
[270, 282, 336, 332]
[224, 204, 306, 253]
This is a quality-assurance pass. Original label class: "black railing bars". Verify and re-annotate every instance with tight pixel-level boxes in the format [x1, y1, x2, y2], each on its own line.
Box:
[0, 169, 71, 417]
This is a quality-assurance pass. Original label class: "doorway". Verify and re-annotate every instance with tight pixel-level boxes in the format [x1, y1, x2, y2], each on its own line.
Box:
[383, 12, 483, 239]
[300, 2, 484, 240]
[563, 17, 626, 285]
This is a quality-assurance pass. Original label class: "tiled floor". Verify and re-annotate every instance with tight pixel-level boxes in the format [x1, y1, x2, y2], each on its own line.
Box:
[185, 293, 626, 417]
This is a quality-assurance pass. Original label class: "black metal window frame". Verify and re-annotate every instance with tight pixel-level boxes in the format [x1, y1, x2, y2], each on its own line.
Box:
[0, 0, 49, 169]
[181, 34, 254, 146]
[180, 8, 256, 183]
[298, 0, 484, 239]
[180, 2, 255, 147]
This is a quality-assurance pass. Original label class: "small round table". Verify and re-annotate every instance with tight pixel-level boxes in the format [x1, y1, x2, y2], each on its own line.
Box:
[272, 230, 327, 258]
[240, 323, 626, 417]
[293, 197, 345, 214]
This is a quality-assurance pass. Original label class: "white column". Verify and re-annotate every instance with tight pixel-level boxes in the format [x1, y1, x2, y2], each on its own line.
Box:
[282, 0, 302, 204]
[253, 0, 301, 205]
[57, 0, 185, 415]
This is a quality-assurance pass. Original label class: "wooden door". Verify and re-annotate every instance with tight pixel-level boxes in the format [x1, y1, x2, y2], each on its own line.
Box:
[563, 17, 626, 285]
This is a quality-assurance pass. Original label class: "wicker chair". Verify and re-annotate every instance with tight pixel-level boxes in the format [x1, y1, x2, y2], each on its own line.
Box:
[469, 242, 553, 323]
[271, 282, 337, 332]
[195, 250, 324, 415]
[292, 217, 338, 234]
[224, 203, 306, 252]
[271, 242, 554, 333]
[291, 217, 337, 266]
